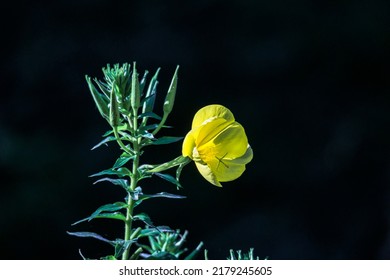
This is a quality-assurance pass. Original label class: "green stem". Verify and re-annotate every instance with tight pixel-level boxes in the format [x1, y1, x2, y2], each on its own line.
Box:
[113, 128, 133, 155]
[121, 109, 141, 260]
[152, 113, 168, 136]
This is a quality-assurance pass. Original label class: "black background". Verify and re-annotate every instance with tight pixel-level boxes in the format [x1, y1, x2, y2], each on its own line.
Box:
[1, 0, 389, 259]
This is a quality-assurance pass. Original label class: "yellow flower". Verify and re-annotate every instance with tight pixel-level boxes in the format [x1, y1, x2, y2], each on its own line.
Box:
[182, 104, 253, 187]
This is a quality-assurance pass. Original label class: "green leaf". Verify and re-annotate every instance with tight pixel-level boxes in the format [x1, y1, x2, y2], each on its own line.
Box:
[148, 136, 183, 145]
[113, 154, 134, 169]
[67, 231, 114, 245]
[155, 173, 182, 188]
[134, 191, 186, 207]
[93, 177, 129, 189]
[133, 213, 154, 227]
[71, 202, 128, 225]
[114, 239, 138, 258]
[138, 130, 155, 140]
[140, 192, 186, 200]
[91, 136, 116, 150]
[90, 168, 131, 178]
[138, 112, 162, 120]
[138, 226, 173, 238]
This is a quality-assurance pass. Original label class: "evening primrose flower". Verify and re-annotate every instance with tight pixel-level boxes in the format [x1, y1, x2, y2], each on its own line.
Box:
[182, 104, 253, 187]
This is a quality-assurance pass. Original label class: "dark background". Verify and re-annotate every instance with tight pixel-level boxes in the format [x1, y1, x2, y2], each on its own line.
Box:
[1, 0, 389, 259]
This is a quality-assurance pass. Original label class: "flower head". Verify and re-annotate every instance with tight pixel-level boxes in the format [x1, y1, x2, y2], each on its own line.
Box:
[182, 104, 253, 187]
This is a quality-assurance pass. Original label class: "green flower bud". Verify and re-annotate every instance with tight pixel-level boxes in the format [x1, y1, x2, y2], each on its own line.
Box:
[131, 62, 140, 114]
[85, 75, 109, 121]
[109, 82, 120, 127]
[163, 65, 179, 115]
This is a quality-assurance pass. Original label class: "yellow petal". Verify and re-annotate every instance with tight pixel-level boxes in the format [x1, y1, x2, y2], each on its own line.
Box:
[196, 117, 232, 148]
[197, 121, 248, 162]
[229, 145, 253, 165]
[192, 104, 235, 129]
[182, 130, 195, 158]
[194, 161, 222, 187]
[210, 159, 247, 182]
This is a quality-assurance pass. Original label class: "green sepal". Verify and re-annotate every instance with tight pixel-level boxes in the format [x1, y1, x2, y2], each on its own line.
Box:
[163, 65, 179, 115]
[86, 75, 110, 120]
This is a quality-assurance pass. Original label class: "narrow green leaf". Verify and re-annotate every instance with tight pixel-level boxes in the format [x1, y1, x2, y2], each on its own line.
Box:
[113, 154, 134, 169]
[71, 202, 128, 225]
[94, 212, 126, 221]
[138, 112, 162, 120]
[140, 192, 186, 200]
[91, 136, 116, 150]
[89, 167, 131, 178]
[133, 213, 154, 227]
[67, 231, 114, 245]
[148, 136, 183, 145]
[93, 178, 129, 189]
[155, 173, 182, 188]
[138, 226, 173, 238]
[93, 78, 110, 98]
[114, 239, 138, 258]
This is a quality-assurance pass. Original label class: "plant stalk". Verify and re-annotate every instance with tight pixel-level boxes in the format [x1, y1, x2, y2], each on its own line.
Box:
[121, 111, 141, 260]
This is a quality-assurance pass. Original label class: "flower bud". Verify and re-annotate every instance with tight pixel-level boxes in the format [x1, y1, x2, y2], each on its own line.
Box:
[85, 75, 109, 121]
[131, 62, 140, 114]
[163, 65, 179, 115]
